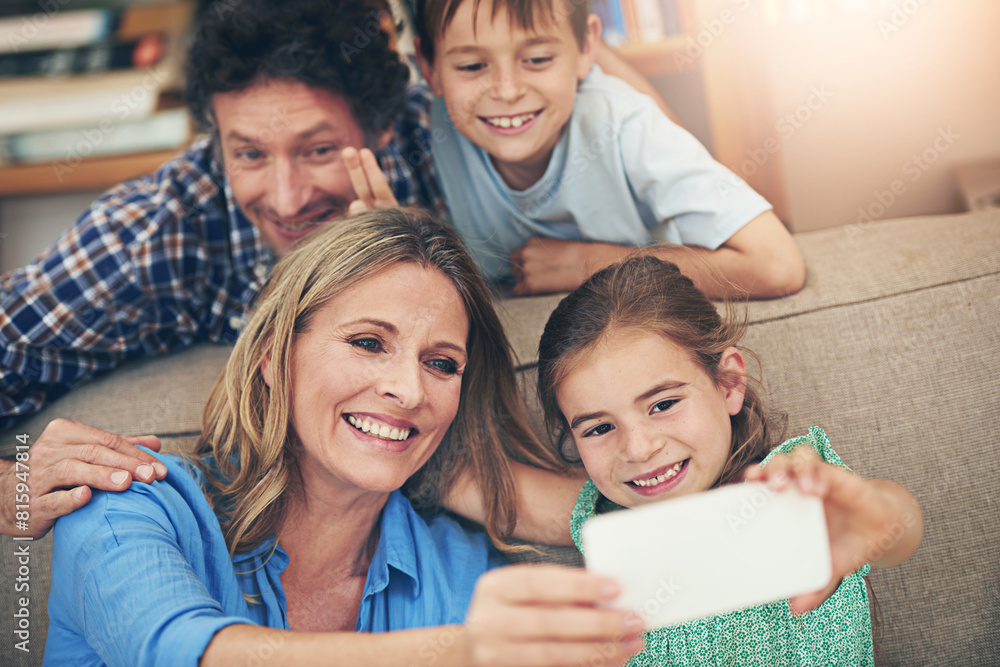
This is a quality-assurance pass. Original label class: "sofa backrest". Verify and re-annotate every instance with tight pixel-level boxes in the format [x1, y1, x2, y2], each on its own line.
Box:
[2, 210, 998, 666]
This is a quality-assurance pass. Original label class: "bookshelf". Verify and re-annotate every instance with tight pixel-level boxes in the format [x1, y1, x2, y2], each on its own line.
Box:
[0, 0, 196, 198]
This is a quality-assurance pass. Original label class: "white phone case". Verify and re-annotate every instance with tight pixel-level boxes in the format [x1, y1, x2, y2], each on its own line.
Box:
[581, 482, 832, 629]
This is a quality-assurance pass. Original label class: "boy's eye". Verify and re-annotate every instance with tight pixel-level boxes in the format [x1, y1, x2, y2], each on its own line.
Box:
[524, 56, 553, 66]
[456, 62, 486, 73]
[582, 422, 614, 438]
[651, 399, 678, 414]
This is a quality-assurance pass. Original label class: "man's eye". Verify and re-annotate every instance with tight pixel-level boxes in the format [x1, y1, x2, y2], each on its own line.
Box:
[351, 338, 382, 353]
[583, 423, 614, 438]
[309, 145, 338, 158]
[652, 399, 678, 414]
[236, 148, 263, 161]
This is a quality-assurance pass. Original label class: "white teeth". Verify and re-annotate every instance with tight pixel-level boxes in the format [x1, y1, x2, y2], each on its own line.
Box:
[632, 461, 684, 487]
[346, 415, 410, 441]
[485, 112, 536, 128]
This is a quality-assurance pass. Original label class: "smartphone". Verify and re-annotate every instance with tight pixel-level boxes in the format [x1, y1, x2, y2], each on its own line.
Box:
[581, 482, 832, 628]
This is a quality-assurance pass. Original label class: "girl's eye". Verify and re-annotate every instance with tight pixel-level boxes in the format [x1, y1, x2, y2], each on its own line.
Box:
[582, 422, 614, 438]
[652, 399, 678, 414]
[427, 358, 460, 375]
[351, 338, 383, 353]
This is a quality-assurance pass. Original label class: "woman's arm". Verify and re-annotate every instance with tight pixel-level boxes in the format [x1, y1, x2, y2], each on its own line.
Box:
[203, 565, 644, 667]
[744, 446, 924, 613]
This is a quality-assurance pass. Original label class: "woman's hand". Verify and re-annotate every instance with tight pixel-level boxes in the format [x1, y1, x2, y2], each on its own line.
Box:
[743, 446, 923, 613]
[343, 147, 398, 215]
[463, 564, 645, 667]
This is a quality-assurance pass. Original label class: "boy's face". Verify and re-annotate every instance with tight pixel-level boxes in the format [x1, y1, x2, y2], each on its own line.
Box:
[419, 2, 599, 189]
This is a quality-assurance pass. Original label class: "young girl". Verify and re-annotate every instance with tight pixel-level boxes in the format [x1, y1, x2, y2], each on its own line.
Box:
[535, 255, 923, 666]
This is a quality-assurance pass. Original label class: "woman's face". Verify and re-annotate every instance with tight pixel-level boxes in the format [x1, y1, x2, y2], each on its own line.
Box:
[555, 330, 745, 509]
[266, 262, 469, 499]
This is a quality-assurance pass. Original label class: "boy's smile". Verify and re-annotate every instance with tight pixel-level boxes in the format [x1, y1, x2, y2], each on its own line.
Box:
[419, 1, 600, 191]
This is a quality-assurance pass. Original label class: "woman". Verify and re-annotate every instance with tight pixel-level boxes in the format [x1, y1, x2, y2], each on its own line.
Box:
[44, 208, 644, 666]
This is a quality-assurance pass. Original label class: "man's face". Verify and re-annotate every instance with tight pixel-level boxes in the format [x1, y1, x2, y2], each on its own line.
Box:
[214, 79, 382, 257]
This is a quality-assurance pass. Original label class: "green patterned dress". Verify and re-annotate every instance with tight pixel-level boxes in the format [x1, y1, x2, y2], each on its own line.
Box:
[569, 427, 874, 667]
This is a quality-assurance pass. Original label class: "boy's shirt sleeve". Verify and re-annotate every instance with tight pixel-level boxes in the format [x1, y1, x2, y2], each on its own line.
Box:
[611, 77, 773, 250]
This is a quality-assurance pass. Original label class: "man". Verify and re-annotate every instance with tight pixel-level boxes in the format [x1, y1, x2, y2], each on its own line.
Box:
[0, 0, 682, 537]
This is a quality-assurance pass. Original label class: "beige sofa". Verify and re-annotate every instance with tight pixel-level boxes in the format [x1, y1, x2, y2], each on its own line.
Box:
[2, 210, 998, 666]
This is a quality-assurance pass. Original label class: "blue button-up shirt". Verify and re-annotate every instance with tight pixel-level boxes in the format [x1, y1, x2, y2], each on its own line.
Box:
[45, 451, 504, 666]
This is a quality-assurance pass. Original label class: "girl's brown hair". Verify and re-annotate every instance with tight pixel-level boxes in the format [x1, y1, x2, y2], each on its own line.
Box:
[536, 255, 784, 487]
[195, 207, 564, 557]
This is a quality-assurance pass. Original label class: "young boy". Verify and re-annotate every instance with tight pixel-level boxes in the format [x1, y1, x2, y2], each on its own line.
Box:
[350, 0, 804, 298]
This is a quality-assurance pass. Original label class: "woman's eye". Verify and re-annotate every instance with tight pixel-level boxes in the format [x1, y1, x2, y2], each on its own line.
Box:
[652, 399, 678, 414]
[583, 422, 614, 438]
[427, 358, 459, 375]
[351, 338, 382, 353]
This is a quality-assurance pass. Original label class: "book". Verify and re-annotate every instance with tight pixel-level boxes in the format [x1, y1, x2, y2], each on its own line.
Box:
[0, 33, 166, 79]
[0, 69, 166, 135]
[659, 0, 682, 36]
[0, 107, 191, 166]
[633, 0, 666, 42]
[0, 7, 120, 55]
[594, 0, 626, 46]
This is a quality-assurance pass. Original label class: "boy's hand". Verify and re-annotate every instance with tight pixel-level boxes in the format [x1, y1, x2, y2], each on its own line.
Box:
[511, 238, 625, 296]
[343, 147, 398, 215]
[1, 418, 167, 538]
[744, 447, 922, 613]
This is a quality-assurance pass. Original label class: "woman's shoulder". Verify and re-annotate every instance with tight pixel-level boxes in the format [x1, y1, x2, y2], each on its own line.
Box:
[52, 449, 216, 548]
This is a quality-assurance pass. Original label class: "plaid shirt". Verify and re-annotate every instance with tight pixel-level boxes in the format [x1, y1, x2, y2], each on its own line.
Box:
[0, 85, 445, 431]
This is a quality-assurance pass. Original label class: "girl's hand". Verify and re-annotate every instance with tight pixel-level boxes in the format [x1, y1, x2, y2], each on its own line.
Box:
[743, 446, 923, 613]
[343, 146, 398, 215]
[464, 564, 645, 667]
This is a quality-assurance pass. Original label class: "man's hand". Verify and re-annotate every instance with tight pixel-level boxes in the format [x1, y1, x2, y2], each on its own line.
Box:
[1, 418, 167, 538]
[510, 238, 627, 296]
[343, 146, 399, 215]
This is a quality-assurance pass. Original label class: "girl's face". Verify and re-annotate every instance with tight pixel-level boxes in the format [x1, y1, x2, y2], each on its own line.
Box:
[556, 329, 746, 508]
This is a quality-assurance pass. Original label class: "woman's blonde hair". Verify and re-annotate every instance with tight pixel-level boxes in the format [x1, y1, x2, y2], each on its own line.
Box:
[195, 207, 563, 556]
[536, 255, 784, 487]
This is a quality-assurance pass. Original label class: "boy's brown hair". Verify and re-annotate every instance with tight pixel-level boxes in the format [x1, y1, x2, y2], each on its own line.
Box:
[415, 0, 592, 65]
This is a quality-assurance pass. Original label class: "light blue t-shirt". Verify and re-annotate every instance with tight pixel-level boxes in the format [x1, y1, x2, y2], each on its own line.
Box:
[430, 65, 773, 281]
[44, 451, 505, 666]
